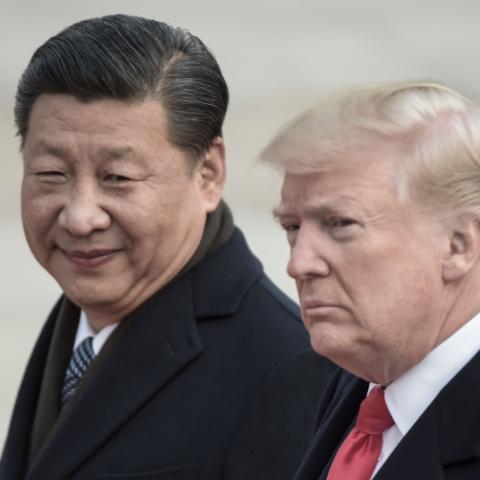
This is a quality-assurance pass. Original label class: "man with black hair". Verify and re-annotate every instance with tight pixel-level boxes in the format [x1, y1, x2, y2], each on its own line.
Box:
[0, 14, 334, 480]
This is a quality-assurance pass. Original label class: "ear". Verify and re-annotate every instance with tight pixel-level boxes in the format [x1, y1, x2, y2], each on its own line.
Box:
[196, 136, 226, 212]
[442, 219, 480, 282]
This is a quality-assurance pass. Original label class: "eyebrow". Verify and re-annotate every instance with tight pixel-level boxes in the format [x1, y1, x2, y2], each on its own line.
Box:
[97, 146, 136, 161]
[272, 205, 294, 220]
[32, 140, 69, 158]
[273, 196, 366, 220]
[272, 200, 337, 218]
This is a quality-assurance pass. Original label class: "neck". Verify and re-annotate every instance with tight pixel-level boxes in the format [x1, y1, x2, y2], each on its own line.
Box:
[434, 273, 480, 349]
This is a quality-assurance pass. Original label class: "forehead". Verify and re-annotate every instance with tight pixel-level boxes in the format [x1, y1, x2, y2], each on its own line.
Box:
[277, 150, 402, 215]
[24, 94, 171, 154]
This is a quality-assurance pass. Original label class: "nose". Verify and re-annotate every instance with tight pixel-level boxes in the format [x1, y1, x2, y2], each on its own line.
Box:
[58, 184, 111, 236]
[287, 228, 330, 280]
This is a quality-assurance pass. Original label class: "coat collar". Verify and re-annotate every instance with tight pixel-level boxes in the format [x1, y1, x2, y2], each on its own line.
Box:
[191, 228, 263, 318]
[435, 349, 480, 466]
[25, 228, 262, 480]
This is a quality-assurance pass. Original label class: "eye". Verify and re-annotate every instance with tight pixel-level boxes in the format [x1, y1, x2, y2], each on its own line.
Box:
[328, 217, 356, 229]
[279, 222, 300, 246]
[35, 170, 67, 183]
[103, 173, 132, 183]
[283, 223, 299, 232]
[279, 220, 300, 234]
[326, 217, 360, 240]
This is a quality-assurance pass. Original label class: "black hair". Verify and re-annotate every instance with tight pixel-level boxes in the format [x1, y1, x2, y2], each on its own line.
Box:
[15, 14, 229, 159]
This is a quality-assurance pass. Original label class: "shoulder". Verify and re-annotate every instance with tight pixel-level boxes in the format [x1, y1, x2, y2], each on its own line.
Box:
[256, 275, 301, 318]
[193, 228, 308, 351]
[243, 272, 303, 326]
[229, 269, 313, 362]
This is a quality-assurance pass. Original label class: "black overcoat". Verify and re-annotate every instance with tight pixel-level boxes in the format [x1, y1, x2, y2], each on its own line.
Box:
[1, 229, 335, 480]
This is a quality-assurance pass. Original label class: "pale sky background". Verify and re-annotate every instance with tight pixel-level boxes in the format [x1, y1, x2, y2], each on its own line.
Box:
[2, 0, 480, 446]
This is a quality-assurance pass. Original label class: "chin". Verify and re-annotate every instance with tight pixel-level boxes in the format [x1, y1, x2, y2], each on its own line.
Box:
[309, 332, 360, 374]
[309, 334, 341, 361]
[61, 283, 124, 310]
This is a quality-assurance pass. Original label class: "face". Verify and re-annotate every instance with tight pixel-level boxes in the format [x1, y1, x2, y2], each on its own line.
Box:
[22, 94, 223, 327]
[276, 150, 452, 384]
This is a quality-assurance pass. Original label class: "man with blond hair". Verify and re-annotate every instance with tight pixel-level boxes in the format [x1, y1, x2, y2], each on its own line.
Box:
[262, 81, 480, 479]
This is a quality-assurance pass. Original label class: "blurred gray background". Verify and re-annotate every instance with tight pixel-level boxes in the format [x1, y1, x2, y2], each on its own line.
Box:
[1, 0, 479, 446]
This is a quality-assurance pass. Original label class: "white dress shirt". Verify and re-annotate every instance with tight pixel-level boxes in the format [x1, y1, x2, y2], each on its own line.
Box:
[73, 311, 119, 356]
[371, 312, 480, 478]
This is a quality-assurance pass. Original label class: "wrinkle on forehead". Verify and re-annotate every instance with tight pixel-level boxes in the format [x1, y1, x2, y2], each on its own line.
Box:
[275, 159, 412, 233]
[25, 135, 145, 166]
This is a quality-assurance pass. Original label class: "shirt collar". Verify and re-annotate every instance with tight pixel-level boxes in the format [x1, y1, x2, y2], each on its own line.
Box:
[371, 312, 480, 436]
[73, 311, 119, 356]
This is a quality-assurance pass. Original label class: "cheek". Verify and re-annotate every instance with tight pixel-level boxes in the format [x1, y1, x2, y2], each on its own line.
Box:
[347, 234, 435, 292]
[357, 260, 442, 339]
[21, 192, 62, 260]
[119, 212, 176, 263]
[21, 213, 49, 267]
[22, 180, 58, 220]
[335, 254, 418, 326]
[22, 196, 58, 234]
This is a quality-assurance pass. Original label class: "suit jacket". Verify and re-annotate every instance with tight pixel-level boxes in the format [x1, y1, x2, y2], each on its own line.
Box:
[1, 228, 336, 480]
[294, 349, 480, 480]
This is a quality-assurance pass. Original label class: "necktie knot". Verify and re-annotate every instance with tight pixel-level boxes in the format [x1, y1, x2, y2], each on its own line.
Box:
[355, 386, 393, 435]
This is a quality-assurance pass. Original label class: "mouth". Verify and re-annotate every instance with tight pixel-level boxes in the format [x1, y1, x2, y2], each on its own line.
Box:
[59, 248, 121, 268]
[301, 299, 341, 316]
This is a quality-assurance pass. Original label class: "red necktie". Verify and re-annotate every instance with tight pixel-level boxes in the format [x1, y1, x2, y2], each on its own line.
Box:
[326, 387, 394, 480]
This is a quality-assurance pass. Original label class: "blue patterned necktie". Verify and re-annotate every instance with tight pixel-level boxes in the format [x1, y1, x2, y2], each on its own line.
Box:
[61, 336, 95, 405]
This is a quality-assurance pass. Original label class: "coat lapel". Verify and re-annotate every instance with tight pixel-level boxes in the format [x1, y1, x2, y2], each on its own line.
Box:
[26, 273, 204, 480]
[375, 407, 444, 479]
[28, 298, 79, 464]
[294, 372, 368, 480]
